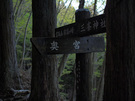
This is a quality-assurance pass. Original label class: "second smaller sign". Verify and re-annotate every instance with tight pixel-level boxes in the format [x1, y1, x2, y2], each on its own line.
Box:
[31, 36, 105, 55]
[55, 14, 106, 37]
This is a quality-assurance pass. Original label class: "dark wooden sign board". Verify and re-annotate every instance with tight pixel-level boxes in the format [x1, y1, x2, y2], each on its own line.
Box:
[31, 36, 105, 55]
[55, 14, 106, 37]
[31, 9, 106, 101]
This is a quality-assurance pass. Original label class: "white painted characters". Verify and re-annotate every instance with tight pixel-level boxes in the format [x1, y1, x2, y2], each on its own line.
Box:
[50, 40, 81, 51]
[50, 41, 59, 50]
[100, 19, 106, 28]
[93, 20, 99, 29]
[73, 40, 80, 49]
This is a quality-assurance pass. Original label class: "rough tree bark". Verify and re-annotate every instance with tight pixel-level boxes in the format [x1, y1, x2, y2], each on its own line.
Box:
[29, 0, 58, 101]
[0, 0, 21, 92]
[104, 0, 135, 101]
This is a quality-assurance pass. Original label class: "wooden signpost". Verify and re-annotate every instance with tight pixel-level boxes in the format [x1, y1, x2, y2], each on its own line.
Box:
[31, 9, 106, 101]
[31, 36, 105, 54]
[55, 14, 106, 37]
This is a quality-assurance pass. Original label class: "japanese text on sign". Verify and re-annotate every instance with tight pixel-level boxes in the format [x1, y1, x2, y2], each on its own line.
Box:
[55, 14, 106, 37]
[50, 40, 81, 51]
[79, 18, 106, 33]
[50, 41, 59, 50]
[31, 36, 105, 54]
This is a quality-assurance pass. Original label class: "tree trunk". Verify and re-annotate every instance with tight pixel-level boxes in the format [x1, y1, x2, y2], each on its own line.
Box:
[0, 0, 21, 92]
[29, 0, 58, 101]
[104, 0, 135, 101]
[20, 12, 32, 69]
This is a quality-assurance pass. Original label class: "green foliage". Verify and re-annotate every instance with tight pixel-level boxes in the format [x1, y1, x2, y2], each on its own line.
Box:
[93, 52, 105, 78]
[96, 52, 104, 66]
[13, 0, 32, 68]
[94, 69, 101, 77]
[59, 92, 68, 100]
[59, 54, 75, 100]
[23, 57, 31, 61]
[16, 45, 23, 62]
[92, 87, 97, 91]
[84, 0, 106, 15]
[57, 1, 75, 27]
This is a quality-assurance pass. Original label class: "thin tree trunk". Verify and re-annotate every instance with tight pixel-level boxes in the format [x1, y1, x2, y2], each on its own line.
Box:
[59, 0, 73, 26]
[20, 12, 32, 69]
[13, 0, 19, 13]
[95, 59, 105, 101]
[58, 54, 69, 77]
[93, 0, 97, 16]
[56, 0, 68, 15]
[14, 0, 23, 21]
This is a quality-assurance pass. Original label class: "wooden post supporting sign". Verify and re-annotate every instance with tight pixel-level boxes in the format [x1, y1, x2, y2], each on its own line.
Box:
[75, 9, 91, 101]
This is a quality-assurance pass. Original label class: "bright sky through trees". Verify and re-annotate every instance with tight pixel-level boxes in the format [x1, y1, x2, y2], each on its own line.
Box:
[65, 0, 106, 14]
[72, 1, 79, 9]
